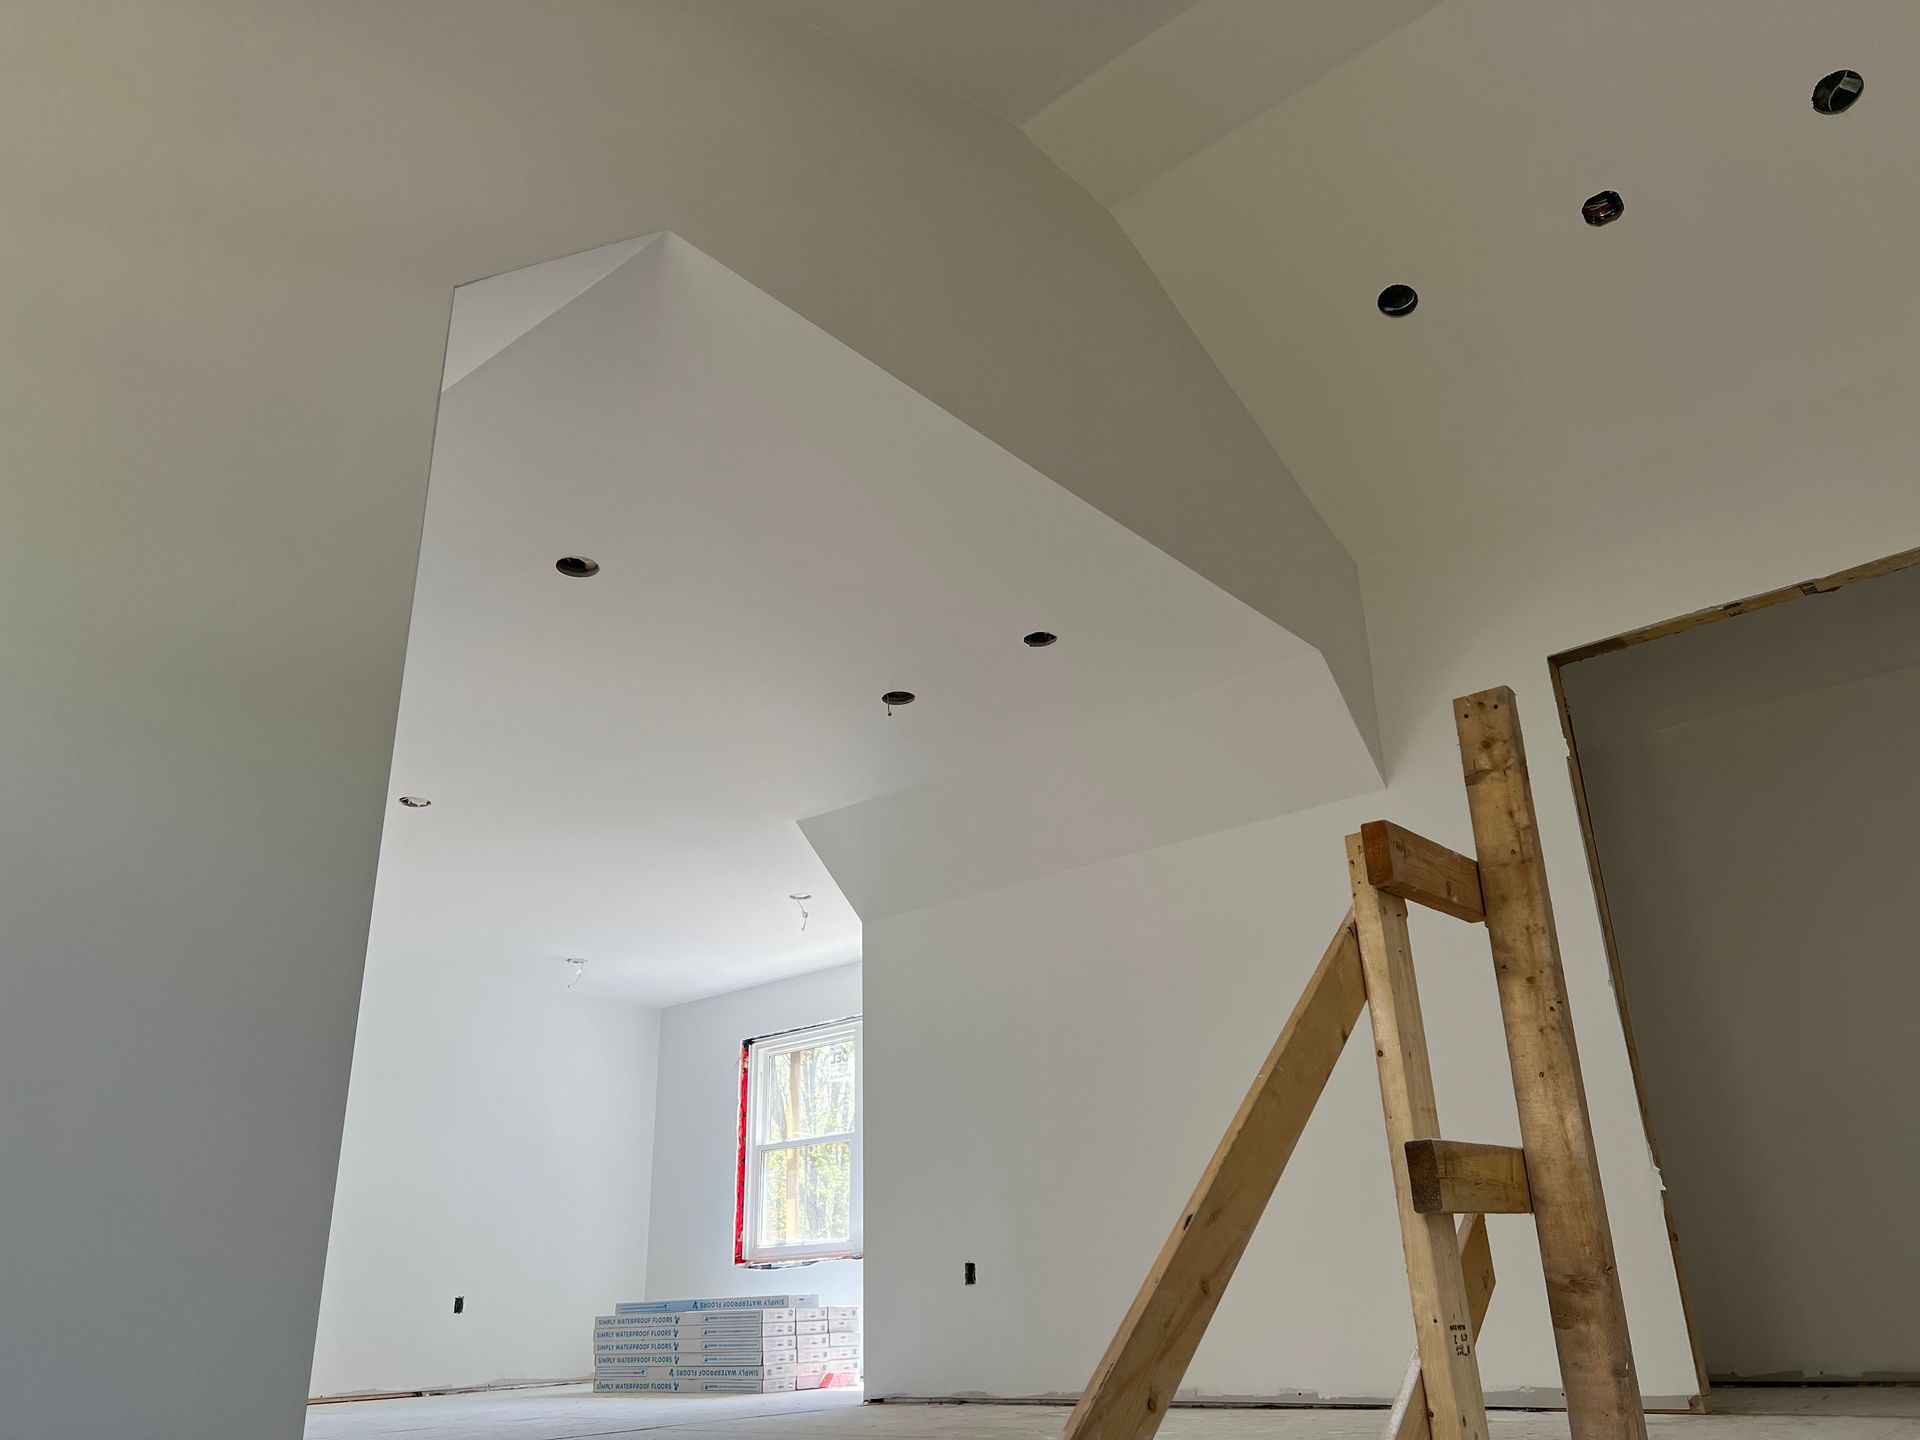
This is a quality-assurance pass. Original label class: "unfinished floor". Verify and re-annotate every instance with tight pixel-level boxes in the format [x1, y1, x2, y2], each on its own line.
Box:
[305, 1387, 1920, 1440]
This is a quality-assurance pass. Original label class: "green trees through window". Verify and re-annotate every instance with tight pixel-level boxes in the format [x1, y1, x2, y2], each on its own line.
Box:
[743, 1020, 861, 1261]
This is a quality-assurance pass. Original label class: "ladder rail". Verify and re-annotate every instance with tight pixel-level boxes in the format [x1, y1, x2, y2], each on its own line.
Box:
[1348, 831, 1489, 1440]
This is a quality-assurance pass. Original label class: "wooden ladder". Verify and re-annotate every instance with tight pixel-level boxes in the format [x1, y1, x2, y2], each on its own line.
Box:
[1060, 687, 1647, 1440]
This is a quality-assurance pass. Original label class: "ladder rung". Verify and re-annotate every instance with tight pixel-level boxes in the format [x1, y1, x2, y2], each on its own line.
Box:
[1360, 821, 1485, 923]
[1405, 1140, 1532, 1215]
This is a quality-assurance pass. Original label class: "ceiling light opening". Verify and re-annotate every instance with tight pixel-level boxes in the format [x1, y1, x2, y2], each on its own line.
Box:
[1581, 190, 1625, 227]
[1023, 631, 1058, 648]
[881, 690, 915, 716]
[1377, 284, 1418, 318]
[1811, 69, 1864, 115]
[397, 795, 432, 808]
[555, 555, 600, 578]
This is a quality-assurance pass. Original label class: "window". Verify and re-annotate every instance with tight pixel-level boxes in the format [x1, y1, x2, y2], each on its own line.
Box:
[736, 1017, 861, 1265]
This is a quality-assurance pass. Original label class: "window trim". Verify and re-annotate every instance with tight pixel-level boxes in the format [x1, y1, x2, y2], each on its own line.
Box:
[736, 1016, 863, 1266]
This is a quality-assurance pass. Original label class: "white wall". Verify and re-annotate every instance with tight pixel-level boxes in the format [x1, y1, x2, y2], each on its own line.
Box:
[647, 964, 864, 1309]
[0, 5, 1364, 1436]
[310, 962, 659, 1396]
[864, 350, 1920, 1404]
[1562, 565, 1920, 1382]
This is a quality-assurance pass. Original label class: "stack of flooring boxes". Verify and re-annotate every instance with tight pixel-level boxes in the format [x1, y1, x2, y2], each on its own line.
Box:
[591, 1294, 862, 1394]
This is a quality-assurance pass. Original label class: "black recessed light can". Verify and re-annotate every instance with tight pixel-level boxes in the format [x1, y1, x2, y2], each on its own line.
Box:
[881, 690, 915, 707]
[398, 795, 432, 808]
[555, 555, 600, 578]
[1377, 283, 1419, 317]
[1023, 631, 1058, 648]
[1812, 69, 1864, 114]
[1582, 190, 1625, 227]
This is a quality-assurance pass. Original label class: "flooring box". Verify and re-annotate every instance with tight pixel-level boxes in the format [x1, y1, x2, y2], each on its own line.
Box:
[593, 1377, 797, 1394]
[613, 1295, 817, 1315]
[591, 1328, 794, 1351]
[589, 1364, 807, 1380]
[601, 1309, 802, 1326]
[594, 1341, 794, 1360]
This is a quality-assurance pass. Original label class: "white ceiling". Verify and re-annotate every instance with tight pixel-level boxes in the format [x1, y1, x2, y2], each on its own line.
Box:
[1022, 0, 1441, 204]
[759, 0, 1205, 123]
[374, 0, 1909, 1005]
[439, 235, 655, 390]
[1111, 1, 1920, 563]
[762, 1, 1920, 579]
[376, 233, 1366, 1005]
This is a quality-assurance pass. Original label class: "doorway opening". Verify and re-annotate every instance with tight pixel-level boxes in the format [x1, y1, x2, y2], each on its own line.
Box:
[1552, 548, 1920, 1414]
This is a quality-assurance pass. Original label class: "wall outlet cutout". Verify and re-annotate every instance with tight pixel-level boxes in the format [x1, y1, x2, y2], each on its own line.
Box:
[452, 1295, 465, 1314]
[963, 1261, 976, 1286]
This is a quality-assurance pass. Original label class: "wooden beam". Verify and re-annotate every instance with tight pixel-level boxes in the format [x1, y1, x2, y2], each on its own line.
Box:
[1061, 915, 1366, 1440]
[1385, 1215, 1496, 1440]
[1548, 544, 1920, 667]
[1348, 833, 1489, 1440]
[1405, 1141, 1531, 1215]
[1361, 821, 1486, 923]
[1454, 688, 1646, 1440]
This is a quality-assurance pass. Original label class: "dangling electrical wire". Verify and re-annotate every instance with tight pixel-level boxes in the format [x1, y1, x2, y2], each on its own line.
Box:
[789, 893, 812, 931]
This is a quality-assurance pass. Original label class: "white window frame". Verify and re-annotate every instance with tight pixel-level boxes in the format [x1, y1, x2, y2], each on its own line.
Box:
[740, 1017, 863, 1265]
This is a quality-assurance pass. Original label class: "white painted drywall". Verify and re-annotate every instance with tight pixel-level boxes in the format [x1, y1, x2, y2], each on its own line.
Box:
[803, 654, 1378, 921]
[863, 355, 1920, 1403]
[0, 5, 1367, 1435]
[380, 231, 1343, 1006]
[647, 964, 864, 1310]
[311, 973, 659, 1396]
[1561, 566, 1920, 1382]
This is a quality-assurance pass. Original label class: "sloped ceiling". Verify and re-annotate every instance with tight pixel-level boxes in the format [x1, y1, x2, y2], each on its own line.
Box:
[1024, 0, 1441, 204]
[1113, 1, 1920, 563]
[758, 0, 1205, 122]
[772, 0, 1920, 580]
[384, 234, 1376, 1003]
[439, 234, 657, 389]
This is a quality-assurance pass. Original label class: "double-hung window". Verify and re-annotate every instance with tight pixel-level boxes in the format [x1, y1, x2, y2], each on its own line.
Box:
[736, 1018, 862, 1264]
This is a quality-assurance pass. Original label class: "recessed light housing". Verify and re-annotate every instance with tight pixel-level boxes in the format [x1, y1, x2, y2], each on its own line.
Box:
[1811, 69, 1864, 115]
[555, 555, 600, 578]
[1023, 631, 1058, 648]
[398, 795, 431, 808]
[1581, 190, 1625, 227]
[1377, 284, 1418, 317]
[881, 690, 916, 714]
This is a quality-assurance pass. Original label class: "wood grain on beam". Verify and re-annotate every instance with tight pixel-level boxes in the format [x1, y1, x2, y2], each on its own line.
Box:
[1348, 833, 1489, 1440]
[1455, 687, 1646, 1440]
[1361, 821, 1486, 923]
[1405, 1140, 1531, 1215]
[1385, 1215, 1497, 1440]
[1061, 915, 1366, 1440]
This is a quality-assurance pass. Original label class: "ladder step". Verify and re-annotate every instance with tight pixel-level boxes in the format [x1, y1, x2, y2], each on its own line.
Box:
[1360, 821, 1486, 923]
[1405, 1141, 1532, 1215]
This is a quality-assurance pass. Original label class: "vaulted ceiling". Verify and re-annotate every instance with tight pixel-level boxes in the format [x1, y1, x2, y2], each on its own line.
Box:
[391, 1, 1920, 1002]
[764, 1, 1920, 571]
[760, 0, 1206, 123]
[386, 233, 1374, 1003]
